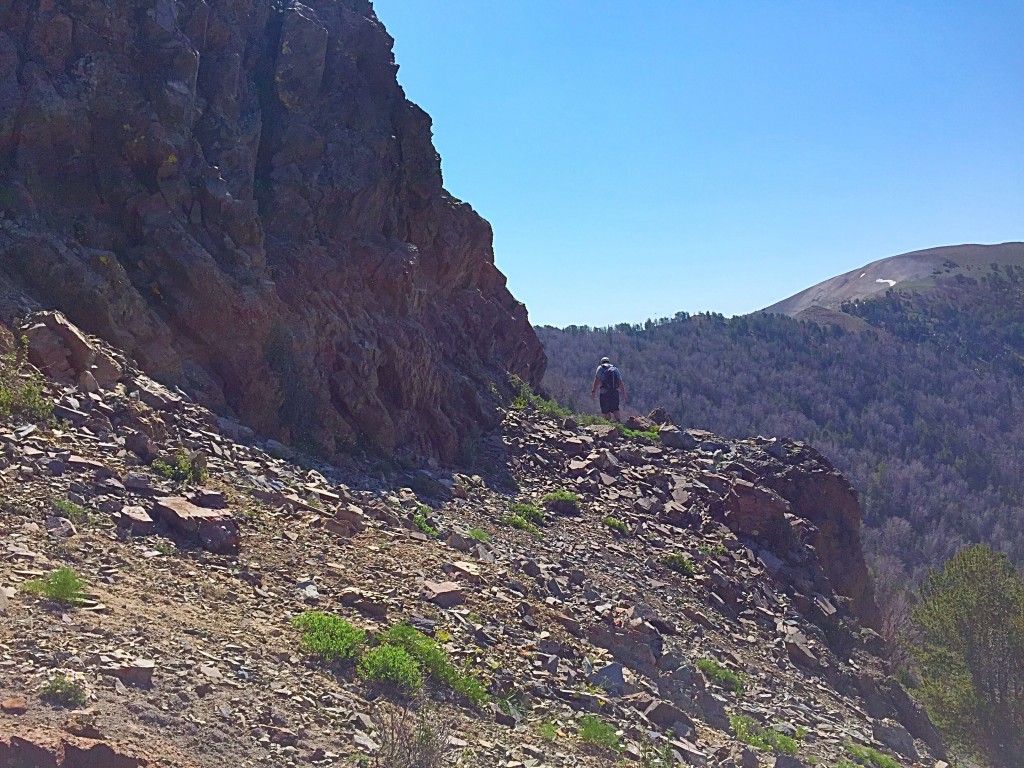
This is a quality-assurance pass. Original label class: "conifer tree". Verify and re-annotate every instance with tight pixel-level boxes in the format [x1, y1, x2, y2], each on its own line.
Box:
[911, 545, 1024, 766]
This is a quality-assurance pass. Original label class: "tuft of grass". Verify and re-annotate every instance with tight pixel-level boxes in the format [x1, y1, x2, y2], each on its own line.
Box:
[358, 645, 423, 694]
[153, 448, 207, 484]
[541, 490, 580, 515]
[730, 715, 798, 754]
[660, 552, 696, 576]
[699, 542, 728, 557]
[501, 513, 541, 537]
[510, 502, 545, 526]
[40, 671, 89, 708]
[619, 425, 661, 441]
[602, 516, 629, 535]
[467, 527, 491, 542]
[52, 498, 88, 523]
[843, 744, 901, 768]
[695, 658, 745, 695]
[537, 721, 559, 741]
[22, 567, 86, 606]
[378, 624, 489, 706]
[578, 715, 621, 752]
[292, 611, 366, 662]
[412, 506, 439, 538]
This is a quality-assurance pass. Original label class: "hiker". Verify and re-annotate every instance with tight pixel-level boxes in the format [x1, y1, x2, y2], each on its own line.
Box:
[591, 356, 627, 421]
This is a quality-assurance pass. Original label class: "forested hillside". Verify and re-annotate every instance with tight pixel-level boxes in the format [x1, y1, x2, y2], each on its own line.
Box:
[538, 266, 1024, 587]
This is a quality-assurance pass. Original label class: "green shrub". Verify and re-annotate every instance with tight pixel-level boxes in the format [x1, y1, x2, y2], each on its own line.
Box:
[537, 721, 559, 741]
[22, 567, 86, 606]
[0, 341, 52, 423]
[843, 744, 900, 768]
[730, 715, 798, 754]
[699, 543, 727, 557]
[412, 507, 438, 538]
[359, 645, 423, 693]
[602, 516, 629, 535]
[660, 553, 696, 576]
[501, 513, 541, 537]
[378, 624, 488, 706]
[292, 611, 365, 662]
[510, 502, 545, 526]
[40, 671, 89, 708]
[695, 658, 745, 695]
[619, 425, 661, 441]
[468, 527, 491, 542]
[541, 490, 580, 515]
[153, 448, 207, 484]
[578, 715, 620, 752]
[52, 498, 87, 523]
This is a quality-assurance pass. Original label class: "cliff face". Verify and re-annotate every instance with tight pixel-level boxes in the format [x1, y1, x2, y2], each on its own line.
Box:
[0, 0, 545, 459]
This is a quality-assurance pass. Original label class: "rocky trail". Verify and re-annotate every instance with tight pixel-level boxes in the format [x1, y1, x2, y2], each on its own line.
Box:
[1, 313, 944, 768]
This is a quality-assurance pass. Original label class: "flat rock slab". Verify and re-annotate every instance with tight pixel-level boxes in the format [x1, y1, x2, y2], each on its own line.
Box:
[422, 580, 465, 608]
[153, 497, 239, 553]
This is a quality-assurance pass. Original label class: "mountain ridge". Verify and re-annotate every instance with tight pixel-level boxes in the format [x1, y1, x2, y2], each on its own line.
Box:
[763, 241, 1024, 318]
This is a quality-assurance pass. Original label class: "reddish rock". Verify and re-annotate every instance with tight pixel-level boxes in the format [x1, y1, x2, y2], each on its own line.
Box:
[421, 580, 465, 608]
[153, 497, 239, 553]
[1, 696, 27, 714]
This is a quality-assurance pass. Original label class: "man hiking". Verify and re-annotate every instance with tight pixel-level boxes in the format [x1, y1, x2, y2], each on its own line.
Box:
[591, 356, 627, 421]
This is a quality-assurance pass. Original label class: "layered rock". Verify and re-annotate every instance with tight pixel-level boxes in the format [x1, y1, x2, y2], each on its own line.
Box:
[0, 0, 545, 459]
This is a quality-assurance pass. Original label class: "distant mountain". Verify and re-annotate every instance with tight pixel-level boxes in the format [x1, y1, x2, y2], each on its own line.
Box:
[538, 251, 1024, 597]
[764, 242, 1024, 318]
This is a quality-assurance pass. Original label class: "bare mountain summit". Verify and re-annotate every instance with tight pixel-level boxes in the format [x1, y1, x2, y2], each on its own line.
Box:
[764, 242, 1024, 320]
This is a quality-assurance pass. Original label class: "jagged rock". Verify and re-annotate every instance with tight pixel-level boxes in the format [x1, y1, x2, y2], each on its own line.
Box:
[872, 720, 919, 761]
[659, 425, 696, 450]
[118, 506, 156, 535]
[153, 496, 239, 553]
[22, 311, 122, 388]
[422, 580, 465, 608]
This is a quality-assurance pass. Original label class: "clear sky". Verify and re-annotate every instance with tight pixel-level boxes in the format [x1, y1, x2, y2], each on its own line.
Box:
[372, 1, 1024, 328]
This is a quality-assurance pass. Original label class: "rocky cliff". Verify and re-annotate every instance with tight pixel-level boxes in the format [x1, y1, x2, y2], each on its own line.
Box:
[0, 0, 545, 459]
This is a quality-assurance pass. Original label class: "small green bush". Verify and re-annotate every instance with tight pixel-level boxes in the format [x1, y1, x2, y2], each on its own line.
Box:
[843, 744, 900, 768]
[153, 448, 207, 484]
[292, 611, 366, 662]
[541, 490, 580, 515]
[22, 567, 86, 606]
[510, 502, 545, 526]
[602, 516, 629, 535]
[378, 624, 488, 706]
[412, 506, 438, 538]
[52, 498, 87, 523]
[660, 553, 696, 576]
[468, 527, 491, 542]
[501, 513, 541, 537]
[696, 658, 745, 695]
[578, 715, 621, 752]
[699, 543, 727, 557]
[537, 721, 559, 741]
[358, 644, 422, 693]
[0, 342, 52, 423]
[40, 671, 89, 708]
[730, 715, 798, 754]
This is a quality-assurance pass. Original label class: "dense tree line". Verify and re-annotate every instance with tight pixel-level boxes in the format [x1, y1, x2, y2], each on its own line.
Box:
[537, 266, 1024, 585]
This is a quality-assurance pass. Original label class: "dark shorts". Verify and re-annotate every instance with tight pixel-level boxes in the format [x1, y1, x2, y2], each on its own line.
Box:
[599, 390, 620, 415]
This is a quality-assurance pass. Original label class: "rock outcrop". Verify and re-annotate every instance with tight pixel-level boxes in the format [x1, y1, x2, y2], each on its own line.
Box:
[0, 0, 545, 460]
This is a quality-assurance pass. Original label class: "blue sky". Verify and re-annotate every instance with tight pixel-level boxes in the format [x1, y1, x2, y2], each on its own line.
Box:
[372, 1, 1024, 328]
